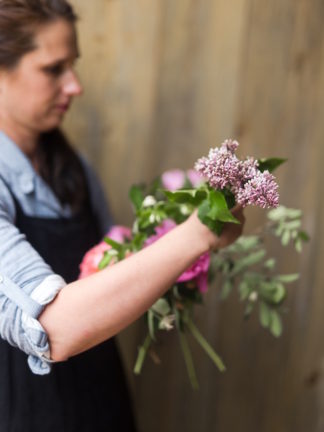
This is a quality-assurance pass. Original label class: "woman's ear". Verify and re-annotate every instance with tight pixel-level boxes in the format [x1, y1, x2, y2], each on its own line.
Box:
[0, 70, 7, 94]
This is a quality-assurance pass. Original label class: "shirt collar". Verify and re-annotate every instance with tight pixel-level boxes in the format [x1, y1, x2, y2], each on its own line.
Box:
[0, 130, 71, 215]
[0, 131, 36, 178]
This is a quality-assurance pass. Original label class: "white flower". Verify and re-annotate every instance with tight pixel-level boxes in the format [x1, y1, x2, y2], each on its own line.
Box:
[248, 291, 258, 302]
[159, 315, 176, 331]
[149, 213, 156, 224]
[180, 204, 191, 215]
[142, 195, 157, 207]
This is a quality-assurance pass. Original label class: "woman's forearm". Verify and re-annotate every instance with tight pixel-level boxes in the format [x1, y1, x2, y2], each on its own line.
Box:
[39, 213, 216, 361]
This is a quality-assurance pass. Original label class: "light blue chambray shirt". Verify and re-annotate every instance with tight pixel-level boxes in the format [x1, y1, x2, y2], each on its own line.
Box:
[0, 131, 112, 374]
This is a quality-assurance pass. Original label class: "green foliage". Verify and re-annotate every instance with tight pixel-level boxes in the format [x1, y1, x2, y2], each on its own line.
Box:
[129, 184, 145, 211]
[198, 189, 239, 235]
[109, 169, 309, 387]
[211, 206, 308, 339]
[163, 188, 207, 206]
[258, 157, 287, 173]
[267, 206, 309, 252]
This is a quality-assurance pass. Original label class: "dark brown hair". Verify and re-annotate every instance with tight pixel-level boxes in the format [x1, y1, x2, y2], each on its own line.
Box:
[0, 0, 89, 213]
[0, 0, 77, 69]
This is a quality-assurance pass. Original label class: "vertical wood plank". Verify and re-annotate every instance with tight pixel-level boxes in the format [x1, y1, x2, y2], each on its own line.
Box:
[65, 0, 324, 431]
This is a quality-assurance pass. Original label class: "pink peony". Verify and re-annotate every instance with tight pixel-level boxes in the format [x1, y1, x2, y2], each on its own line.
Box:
[186, 169, 205, 187]
[161, 170, 186, 191]
[176, 252, 210, 293]
[79, 241, 111, 278]
[145, 219, 210, 292]
[79, 225, 132, 279]
[106, 225, 132, 243]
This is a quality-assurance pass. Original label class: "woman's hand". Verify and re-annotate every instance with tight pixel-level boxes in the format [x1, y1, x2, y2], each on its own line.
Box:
[187, 205, 245, 252]
[213, 204, 245, 250]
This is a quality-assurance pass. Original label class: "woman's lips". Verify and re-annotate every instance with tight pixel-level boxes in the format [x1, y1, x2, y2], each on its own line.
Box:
[55, 103, 70, 113]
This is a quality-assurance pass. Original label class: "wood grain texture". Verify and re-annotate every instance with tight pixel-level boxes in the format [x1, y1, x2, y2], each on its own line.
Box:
[66, 0, 324, 431]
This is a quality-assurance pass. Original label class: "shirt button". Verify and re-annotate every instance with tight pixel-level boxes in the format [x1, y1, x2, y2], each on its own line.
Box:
[19, 176, 34, 194]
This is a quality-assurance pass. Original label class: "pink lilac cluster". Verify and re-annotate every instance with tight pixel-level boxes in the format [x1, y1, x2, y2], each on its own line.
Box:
[194, 139, 279, 208]
[145, 219, 210, 292]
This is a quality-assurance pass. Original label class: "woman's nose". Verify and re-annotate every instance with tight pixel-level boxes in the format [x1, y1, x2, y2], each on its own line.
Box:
[62, 69, 83, 96]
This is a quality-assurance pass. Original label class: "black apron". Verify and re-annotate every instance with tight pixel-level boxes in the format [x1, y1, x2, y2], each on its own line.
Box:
[0, 180, 137, 432]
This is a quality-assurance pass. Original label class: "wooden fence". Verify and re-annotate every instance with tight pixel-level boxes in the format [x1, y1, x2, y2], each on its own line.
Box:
[67, 1, 324, 430]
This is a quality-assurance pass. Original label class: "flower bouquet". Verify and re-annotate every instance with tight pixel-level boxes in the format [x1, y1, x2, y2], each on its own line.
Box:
[79, 139, 308, 389]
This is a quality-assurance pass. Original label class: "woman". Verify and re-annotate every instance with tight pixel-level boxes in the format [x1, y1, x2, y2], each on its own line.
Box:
[0, 1, 245, 431]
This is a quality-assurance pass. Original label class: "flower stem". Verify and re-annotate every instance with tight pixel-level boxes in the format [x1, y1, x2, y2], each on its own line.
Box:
[178, 329, 199, 390]
[133, 333, 152, 375]
[186, 318, 226, 372]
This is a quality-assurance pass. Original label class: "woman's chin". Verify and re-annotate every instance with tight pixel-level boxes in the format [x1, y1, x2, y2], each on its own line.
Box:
[39, 115, 65, 132]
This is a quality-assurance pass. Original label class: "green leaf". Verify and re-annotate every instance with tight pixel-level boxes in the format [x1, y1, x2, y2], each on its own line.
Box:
[98, 252, 114, 270]
[239, 280, 251, 301]
[284, 220, 302, 230]
[206, 190, 240, 224]
[198, 190, 239, 235]
[295, 239, 303, 253]
[281, 230, 291, 246]
[267, 206, 302, 221]
[298, 230, 310, 242]
[220, 279, 233, 300]
[259, 281, 286, 304]
[151, 298, 171, 316]
[131, 233, 147, 251]
[259, 302, 271, 328]
[129, 185, 144, 211]
[276, 274, 299, 283]
[227, 235, 261, 253]
[164, 189, 207, 206]
[269, 310, 283, 337]
[258, 158, 287, 173]
[198, 200, 224, 235]
[104, 237, 124, 251]
[264, 258, 276, 269]
[230, 250, 266, 276]
[272, 283, 286, 303]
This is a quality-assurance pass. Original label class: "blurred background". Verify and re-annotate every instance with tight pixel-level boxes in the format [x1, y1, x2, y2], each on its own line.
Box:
[67, 1, 324, 431]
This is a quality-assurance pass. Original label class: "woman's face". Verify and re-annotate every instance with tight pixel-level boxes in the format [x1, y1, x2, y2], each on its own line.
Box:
[0, 19, 82, 138]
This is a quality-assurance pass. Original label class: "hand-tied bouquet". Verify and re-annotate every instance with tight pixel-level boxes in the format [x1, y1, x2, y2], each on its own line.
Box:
[79, 139, 308, 389]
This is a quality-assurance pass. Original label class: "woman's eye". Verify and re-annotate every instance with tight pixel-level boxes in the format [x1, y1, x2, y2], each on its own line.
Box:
[44, 64, 64, 76]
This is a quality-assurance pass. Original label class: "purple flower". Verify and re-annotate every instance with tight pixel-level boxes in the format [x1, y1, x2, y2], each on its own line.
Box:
[221, 138, 239, 153]
[195, 147, 240, 190]
[194, 139, 279, 209]
[236, 170, 279, 208]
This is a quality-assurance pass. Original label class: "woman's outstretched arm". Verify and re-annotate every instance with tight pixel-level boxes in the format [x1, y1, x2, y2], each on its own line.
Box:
[40, 209, 245, 362]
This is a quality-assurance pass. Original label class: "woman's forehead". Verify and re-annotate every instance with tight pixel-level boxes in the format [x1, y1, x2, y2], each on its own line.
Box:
[32, 20, 78, 62]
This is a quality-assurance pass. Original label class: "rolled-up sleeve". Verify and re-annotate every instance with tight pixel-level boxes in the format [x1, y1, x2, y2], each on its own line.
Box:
[0, 180, 65, 374]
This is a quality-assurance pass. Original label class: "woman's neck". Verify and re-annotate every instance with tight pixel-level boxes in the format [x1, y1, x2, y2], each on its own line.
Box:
[0, 123, 40, 169]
